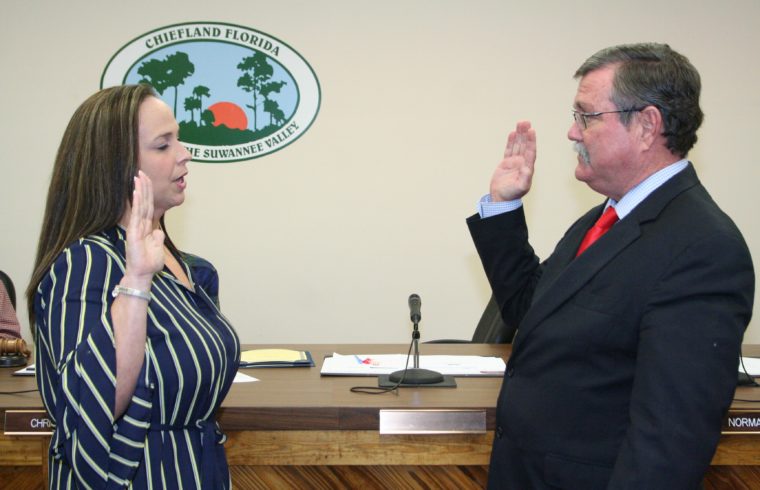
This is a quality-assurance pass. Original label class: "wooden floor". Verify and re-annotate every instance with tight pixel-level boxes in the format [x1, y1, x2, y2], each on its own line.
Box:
[2, 465, 760, 489]
[705, 466, 760, 490]
[232, 465, 489, 489]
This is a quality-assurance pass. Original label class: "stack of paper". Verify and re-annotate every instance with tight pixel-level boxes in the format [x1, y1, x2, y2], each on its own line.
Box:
[320, 353, 505, 377]
[740, 357, 760, 376]
[239, 349, 314, 368]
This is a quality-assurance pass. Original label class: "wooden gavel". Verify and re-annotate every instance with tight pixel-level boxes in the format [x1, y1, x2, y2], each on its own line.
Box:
[0, 337, 31, 357]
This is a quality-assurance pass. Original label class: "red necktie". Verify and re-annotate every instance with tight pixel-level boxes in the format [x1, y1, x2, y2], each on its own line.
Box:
[576, 206, 619, 256]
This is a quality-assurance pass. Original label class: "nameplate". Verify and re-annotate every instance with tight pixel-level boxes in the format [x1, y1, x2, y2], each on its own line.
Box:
[722, 411, 760, 434]
[4, 410, 54, 435]
[379, 409, 486, 435]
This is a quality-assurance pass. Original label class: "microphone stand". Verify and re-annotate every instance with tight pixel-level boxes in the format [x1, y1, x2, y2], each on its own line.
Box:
[388, 320, 444, 385]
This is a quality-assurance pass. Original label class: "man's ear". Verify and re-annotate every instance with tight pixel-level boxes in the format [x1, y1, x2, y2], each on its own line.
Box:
[637, 105, 663, 149]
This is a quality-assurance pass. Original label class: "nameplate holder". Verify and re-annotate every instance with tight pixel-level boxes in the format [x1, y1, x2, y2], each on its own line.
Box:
[379, 409, 486, 435]
[4, 410, 54, 435]
[722, 410, 760, 434]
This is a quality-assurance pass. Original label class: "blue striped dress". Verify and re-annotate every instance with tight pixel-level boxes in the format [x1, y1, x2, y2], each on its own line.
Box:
[34, 226, 240, 489]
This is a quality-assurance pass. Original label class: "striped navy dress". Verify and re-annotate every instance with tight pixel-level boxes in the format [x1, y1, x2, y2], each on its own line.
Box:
[34, 226, 240, 489]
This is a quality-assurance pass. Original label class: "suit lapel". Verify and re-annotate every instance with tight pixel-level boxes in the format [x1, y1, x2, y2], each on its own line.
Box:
[512, 164, 701, 348]
[516, 217, 641, 341]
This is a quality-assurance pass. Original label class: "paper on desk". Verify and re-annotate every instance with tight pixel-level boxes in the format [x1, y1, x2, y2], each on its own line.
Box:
[240, 348, 310, 363]
[320, 353, 505, 377]
[740, 357, 760, 376]
[13, 365, 36, 376]
[233, 372, 259, 383]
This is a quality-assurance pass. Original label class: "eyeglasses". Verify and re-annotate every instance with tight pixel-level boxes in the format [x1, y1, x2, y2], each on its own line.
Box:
[571, 107, 645, 130]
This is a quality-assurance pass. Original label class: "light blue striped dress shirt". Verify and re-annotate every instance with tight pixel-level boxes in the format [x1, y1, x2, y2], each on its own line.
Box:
[478, 159, 690, 220]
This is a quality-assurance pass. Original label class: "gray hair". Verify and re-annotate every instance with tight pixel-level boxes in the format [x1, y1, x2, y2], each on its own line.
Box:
[575, 43, 703, 157]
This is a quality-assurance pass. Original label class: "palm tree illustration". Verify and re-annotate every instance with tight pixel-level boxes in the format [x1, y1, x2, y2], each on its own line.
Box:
[237, 52, 277, 132]
[138, 51, 195, 117]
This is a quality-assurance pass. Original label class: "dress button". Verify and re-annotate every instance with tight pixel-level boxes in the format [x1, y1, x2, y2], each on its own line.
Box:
[506, 367, 515, 377]
[495, 426, 503, 439]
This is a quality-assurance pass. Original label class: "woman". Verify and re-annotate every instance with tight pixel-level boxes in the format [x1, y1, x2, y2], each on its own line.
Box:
[27, 84, 240, 489]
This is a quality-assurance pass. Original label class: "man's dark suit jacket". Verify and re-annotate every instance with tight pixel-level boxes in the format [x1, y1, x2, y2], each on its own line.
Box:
[467, 164, 754, 489]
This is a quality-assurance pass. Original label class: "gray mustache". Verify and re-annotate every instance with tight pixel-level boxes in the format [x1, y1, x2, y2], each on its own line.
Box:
[574, 142, 590, 164]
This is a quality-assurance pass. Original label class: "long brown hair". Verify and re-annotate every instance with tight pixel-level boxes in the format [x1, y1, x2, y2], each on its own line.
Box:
[27, 84, 179, 325]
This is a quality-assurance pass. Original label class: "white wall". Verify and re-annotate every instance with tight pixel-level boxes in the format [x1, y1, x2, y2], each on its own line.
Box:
[2, 0, 759, 345]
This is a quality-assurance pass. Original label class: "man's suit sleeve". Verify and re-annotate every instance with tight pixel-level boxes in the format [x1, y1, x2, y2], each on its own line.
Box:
[609, 230, 754, 489]
[467, 208, 542, 330]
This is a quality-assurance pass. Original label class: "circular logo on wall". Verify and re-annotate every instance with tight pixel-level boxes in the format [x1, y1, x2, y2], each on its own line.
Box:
[102, 21, 321, 163]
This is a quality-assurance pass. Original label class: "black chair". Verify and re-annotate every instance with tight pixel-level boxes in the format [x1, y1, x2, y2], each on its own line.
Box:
[471, 294, 517, 343]
[0, 270, 15, 309]
[427, 294, 518, 344]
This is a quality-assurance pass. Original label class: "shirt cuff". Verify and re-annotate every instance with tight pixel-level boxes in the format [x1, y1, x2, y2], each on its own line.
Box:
[478, 194, 523, 218]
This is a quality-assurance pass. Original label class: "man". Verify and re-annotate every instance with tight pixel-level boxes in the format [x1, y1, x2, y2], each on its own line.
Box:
[468, 43, 755, 489]
[0, 274, 22, 339]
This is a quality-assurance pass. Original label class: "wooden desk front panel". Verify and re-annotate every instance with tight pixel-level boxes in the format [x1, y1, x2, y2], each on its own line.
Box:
[225, 430, 494, 466]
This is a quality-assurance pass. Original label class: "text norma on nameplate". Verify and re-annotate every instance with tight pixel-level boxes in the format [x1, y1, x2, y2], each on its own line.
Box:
[722, 411, 760, 434]
[4, 410, 54, 435]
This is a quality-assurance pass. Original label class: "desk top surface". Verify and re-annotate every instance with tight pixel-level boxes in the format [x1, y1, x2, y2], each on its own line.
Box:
[3, 344, 759, 430]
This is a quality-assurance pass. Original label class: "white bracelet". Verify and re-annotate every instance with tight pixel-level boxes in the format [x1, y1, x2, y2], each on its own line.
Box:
[112, 285, 151, 302]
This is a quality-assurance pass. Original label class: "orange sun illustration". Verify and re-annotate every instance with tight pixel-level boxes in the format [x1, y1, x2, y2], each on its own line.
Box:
[208, 102, 248, 130]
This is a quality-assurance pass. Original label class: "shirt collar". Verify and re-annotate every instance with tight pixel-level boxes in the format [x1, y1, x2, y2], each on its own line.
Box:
[606, 159, 689, 218]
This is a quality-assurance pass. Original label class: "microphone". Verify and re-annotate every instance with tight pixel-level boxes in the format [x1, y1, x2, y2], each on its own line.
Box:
[408, 294, 421, 324]
[386, 293, 445, 386]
